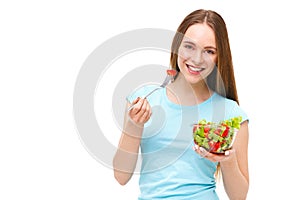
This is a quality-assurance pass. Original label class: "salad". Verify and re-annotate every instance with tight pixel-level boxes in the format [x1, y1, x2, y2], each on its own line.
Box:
[193, 116, 242, 154]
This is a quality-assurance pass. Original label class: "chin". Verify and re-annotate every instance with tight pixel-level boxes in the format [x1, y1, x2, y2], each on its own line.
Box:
[185, 76, 206, 85]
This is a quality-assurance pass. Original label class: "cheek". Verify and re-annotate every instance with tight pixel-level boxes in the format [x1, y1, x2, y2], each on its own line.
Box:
[178, 48, 191, 60]
[177, 56, 187, 70]
[204, 54, 217, 68]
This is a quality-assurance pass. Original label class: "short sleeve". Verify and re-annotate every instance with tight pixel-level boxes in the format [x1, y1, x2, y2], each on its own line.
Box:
[229, 101, 249, 124]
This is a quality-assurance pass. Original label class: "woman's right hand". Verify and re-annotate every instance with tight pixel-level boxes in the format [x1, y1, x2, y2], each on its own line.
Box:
[128, 97, 152, 125]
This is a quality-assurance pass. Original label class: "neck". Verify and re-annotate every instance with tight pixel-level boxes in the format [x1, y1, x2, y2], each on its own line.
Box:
[167, 73, 213, 105]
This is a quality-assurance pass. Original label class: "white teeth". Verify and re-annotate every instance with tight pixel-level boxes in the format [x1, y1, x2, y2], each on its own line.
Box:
[188, 65, 203, 72]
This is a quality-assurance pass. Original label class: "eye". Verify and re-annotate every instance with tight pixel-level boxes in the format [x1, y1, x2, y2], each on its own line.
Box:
[184, 44, 194, 50]
[204, 49, 216, 55]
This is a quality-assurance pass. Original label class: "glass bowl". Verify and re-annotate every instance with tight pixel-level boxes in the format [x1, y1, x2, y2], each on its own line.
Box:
[193, 121, 239, 154]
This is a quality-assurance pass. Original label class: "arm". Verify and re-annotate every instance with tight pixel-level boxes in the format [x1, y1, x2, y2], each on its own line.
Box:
[113, 98, 151, 185]
[220, 121, 249, 200]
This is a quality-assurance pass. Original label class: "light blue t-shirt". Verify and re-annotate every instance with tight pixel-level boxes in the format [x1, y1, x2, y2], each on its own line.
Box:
[127, 85, 248, 200]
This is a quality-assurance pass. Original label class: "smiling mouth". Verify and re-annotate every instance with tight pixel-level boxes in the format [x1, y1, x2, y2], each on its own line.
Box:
[186, 64, 205, 74]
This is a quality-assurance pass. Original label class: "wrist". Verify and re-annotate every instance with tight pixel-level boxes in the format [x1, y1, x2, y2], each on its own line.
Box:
[124, 117, 144, 138]
[220, 149, 239, 169]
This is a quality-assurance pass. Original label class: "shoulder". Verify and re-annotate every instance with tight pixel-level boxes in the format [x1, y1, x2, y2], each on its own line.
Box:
[212, 92, 239, 108]
[213, 93, 249, 123]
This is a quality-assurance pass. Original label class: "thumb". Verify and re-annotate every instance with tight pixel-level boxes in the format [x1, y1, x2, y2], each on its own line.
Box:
[132, 97, 140, 104]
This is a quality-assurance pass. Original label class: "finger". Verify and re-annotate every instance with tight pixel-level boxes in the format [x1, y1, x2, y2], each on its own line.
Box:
[138, 99, 151, 123]
[129, 97, 140, 109]
[133, 97, 140, 104]
[194, 145, 207, 157]
[224, 148, 235, 156]
[130, 98, 146, 122]
[192, 144, 199, 151]
[199, 147, 210, 157]
[130, 98, 143, 115]
[194, 146, 220, 162]
[144, 100, 152, 121]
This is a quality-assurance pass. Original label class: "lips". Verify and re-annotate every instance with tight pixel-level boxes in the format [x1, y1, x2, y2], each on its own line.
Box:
[186, 64, 205, 75]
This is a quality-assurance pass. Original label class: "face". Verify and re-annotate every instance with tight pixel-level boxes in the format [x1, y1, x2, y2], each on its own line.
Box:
[177, 23, 217, 85]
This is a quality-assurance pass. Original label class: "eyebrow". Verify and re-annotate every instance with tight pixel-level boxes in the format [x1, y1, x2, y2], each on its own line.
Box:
[182, 40, 196, 46]
[182, 40, 217, 50]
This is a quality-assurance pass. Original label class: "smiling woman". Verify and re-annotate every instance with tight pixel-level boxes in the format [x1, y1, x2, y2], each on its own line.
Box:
[177, 23, 217, 83]
[113, 9, 249, 200]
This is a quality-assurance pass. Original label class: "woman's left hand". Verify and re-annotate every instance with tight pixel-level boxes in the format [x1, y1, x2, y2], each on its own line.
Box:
[193, 145, 235, 162]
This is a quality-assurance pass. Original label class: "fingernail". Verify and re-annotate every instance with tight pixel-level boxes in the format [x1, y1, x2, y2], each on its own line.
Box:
[199, 147, 205, 152]
[225, 151, 230, 156]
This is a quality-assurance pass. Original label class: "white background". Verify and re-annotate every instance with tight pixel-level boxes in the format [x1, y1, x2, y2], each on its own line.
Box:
[1, 0, 300, 199]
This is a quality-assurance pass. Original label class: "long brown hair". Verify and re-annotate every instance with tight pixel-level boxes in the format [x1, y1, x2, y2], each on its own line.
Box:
[170, 9, 239, 104]
[170, 9, 239, 178]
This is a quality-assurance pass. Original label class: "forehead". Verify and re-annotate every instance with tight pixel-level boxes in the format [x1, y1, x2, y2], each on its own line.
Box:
[183, 23, 216, 48]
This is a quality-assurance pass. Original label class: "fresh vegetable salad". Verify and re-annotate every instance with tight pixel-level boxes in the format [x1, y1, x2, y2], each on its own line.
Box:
[193, 116, 242, 153]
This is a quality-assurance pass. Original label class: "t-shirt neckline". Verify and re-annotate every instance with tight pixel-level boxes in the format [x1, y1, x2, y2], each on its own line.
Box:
[162, 87, 216, 109]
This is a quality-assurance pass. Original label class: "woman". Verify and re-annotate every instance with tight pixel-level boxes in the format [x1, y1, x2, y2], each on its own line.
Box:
[113, 9, 249, 199]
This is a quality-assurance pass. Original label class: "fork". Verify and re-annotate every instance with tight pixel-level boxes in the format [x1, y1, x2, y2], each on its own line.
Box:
[127, 74, 173, 111]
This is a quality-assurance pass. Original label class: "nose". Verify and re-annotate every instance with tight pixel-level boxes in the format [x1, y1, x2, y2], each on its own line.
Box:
[191, 49, 204, 66]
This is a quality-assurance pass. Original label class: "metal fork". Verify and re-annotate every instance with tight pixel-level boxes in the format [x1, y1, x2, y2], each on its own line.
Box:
[127, 74, 173, 111]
